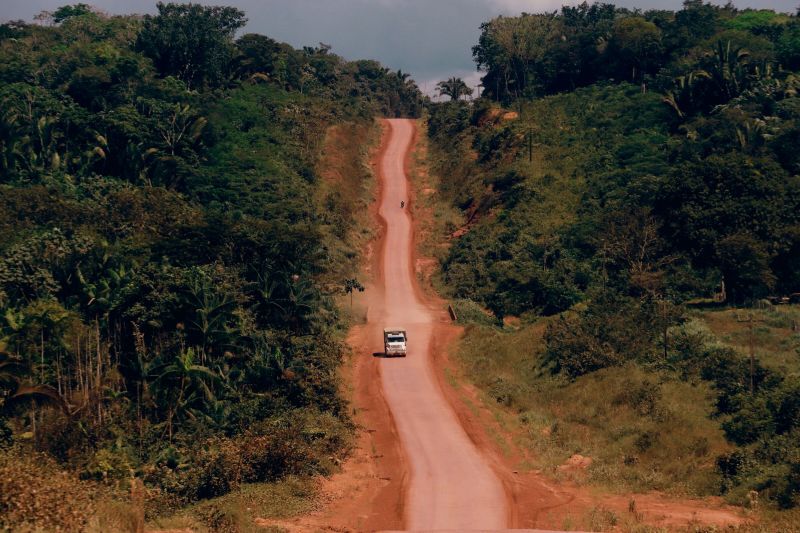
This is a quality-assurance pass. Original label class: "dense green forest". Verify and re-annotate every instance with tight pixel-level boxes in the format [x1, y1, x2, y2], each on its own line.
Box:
[0, 2, 421, 529]
[429, 1, 800, 511]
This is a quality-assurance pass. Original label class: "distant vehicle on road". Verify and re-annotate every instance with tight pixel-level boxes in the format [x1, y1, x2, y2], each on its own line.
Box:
[767, 293, 800, 305]
[384, 327, 407, 357]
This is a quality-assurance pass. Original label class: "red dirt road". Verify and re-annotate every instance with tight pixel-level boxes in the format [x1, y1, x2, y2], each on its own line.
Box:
[374, 119, 508, 530]
[281, 118, 744, 533]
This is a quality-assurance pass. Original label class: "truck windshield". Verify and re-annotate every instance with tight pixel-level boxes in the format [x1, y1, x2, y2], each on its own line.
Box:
[388, 335, 405, 343]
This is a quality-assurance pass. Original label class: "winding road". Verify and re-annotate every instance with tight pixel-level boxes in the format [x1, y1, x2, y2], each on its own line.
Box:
[373, 119, 509, 530]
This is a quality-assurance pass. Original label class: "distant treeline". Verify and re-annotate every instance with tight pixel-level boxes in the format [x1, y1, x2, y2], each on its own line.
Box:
[475, 0, 800, 107]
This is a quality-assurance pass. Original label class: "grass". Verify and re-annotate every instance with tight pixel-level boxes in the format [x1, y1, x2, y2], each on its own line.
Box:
[316, 119, 382, 289]
[420, 94, 800, 527]
[442, 304, 799, 531]
[695, 305, 800, 375]
[455, 321, 731, 496]
[147, 477, 318, 533]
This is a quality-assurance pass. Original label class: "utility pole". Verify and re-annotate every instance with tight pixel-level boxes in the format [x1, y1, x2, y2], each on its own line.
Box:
[738, 311, 765, 394]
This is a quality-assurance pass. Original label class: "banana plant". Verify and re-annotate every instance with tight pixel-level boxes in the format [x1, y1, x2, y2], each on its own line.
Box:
[139, 99, 207, 189]
[255, 265, 321, 332]
[151, 347, 220, 440]
[186, 275, 239, 364]
[0, 84, 66, 181]
[76, 251, 135, 325]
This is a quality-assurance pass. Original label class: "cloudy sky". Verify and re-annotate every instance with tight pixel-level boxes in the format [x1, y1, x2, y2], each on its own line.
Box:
[2, 0, 798, 94]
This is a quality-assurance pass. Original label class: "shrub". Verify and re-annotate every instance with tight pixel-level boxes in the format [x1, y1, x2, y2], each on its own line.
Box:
[544, 291, 662, 377]
[613, 378, 667, 420]
[0, 446, 102, 531]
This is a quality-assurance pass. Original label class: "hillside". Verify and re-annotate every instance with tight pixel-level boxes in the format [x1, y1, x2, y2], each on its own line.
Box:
[0, 3, 421, 530]
[426, 0, 800, 521]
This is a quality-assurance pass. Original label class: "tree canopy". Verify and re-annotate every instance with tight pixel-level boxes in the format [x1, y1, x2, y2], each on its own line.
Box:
[137, 2, 247, 89]
[0, 2, 424, 525]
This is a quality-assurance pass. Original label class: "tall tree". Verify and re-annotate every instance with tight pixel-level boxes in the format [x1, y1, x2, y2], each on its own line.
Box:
[609, 17, 664, 83]
[136, 2, 247, 90]
[52, 4, 94, 24]
[436, 77, 473, 101]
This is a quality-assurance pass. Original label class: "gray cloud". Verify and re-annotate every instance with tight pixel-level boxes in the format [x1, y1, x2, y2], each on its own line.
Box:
[2, 0, 798, 91]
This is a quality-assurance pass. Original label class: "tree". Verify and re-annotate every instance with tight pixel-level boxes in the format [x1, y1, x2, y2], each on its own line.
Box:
[544, 291, 665, 378]
[609, 17, 663, 83]
[436, 77, 473, 101]
[473, 13, 564, 100]
[52, 4, 94, 24]
[778, 22, 800, 70]
[137, 2, 247, 89]
[343, 278, 364, 308]
[656, 153, 800, 292]
[716, 233, 775, 302]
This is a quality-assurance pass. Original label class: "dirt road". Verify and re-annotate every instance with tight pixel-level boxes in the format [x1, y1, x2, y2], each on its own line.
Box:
[372, 119, 509, 530]
[253, 118, 746, 533]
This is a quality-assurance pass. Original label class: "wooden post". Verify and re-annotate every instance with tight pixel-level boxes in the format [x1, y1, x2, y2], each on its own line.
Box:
[737, 311, 764, 394]
[528, 129, 532, 163]
[749, 316, 755, 394]
[131, 477, 145, 533]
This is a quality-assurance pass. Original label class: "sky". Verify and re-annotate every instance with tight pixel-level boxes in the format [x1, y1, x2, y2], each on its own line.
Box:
[2, 0, 798, 95]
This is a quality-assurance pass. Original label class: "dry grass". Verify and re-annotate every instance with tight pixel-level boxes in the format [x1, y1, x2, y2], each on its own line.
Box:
[454, 320, 732, 496]
[0, 445, 109, 532]
[316, 120, 382, 289]
[695, 305, 800, 375]
[408, 116, 465, 294]
[147, 477, 317, 533]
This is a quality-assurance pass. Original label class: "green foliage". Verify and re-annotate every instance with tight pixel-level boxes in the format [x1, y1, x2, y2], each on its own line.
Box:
[608, 17, 664, 83]
[543, 291, 675, 377]
[137, 2, 247, 89]
[436, 77, 473, 101]
[52, 4, 95, 24]
[0, 2, 419, 524]
[777, 22, 800, 70]
[725, 10, 791, 34]
[430, 0, 800, 512]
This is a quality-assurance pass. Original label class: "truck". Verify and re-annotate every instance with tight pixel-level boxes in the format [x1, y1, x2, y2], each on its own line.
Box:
[383, 327, 407, 357]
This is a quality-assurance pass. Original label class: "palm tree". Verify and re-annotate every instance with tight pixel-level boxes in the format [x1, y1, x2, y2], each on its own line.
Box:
[436, 77, 474, 101]
[152, 348, 219, 440]
[0, 349, 24, 390]
[255, 267, 321, 332]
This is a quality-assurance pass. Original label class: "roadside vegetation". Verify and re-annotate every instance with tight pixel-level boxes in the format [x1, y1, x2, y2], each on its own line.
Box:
[426, 0, 800, 520]
[0, 2, 421, 530]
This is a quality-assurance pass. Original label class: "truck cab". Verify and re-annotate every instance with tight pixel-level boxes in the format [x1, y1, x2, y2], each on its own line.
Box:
[383, 328, 407, 357]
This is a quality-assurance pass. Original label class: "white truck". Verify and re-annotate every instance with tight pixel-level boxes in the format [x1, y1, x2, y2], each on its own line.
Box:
[383, 327, 407, 357]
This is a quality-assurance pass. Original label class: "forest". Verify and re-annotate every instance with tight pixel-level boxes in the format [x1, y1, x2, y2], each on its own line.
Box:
[428, 0, 800, 513]
[0, 2, 421, 529]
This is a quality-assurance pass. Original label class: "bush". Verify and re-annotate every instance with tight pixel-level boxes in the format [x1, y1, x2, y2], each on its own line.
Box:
[143, 409, 351, 508]
[0, 446, 102, 531]
[452, 298, 499, 327]
[544, 291, 662, 377]
[613, 378, 668, 420]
